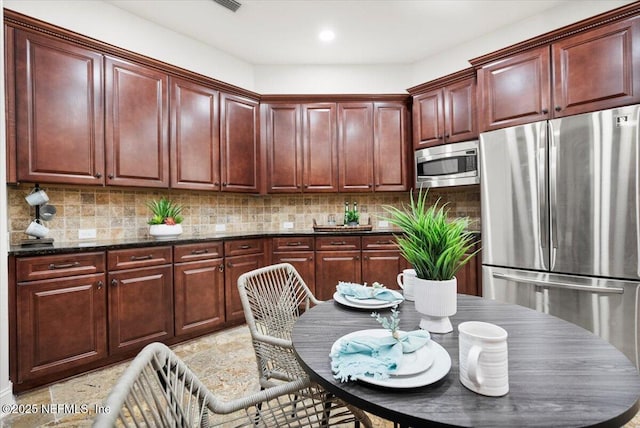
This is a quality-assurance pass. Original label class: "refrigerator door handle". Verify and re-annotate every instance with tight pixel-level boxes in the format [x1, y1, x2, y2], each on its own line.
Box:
[492, 272, 624, 294]
[548, 120, 559, 270]
[538, 122, 549, 258]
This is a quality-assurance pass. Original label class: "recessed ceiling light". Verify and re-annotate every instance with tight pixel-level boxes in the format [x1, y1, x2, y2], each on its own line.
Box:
[318, 29, 335, 43]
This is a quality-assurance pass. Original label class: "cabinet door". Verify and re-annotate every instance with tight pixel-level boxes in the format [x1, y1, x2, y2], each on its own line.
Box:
[302, 103, 338, 192]
[272, 251, 315, 296]
[174, 259, 225, 338]
[456, 250, 481, 297]
[170, 77, 220, 190]
[374, 102, 409, 191]
[338, 102, 374, 192]
[108, 265, 173, 355]
[413, 90, 444, 149]
[314, 251, 361, 301]
[362, 250, 404, 291]
[552, 16, 640, 117]
[105, 56, 169, 187]
[220, 93, 259, 192]
[15, 29, 105, 185]
[265, 104, 302, 193]
[477, 46, 551, 131]
[17, 274, 107, 382]
[444, 77, 477, 143]
[225, 253, 266, 324]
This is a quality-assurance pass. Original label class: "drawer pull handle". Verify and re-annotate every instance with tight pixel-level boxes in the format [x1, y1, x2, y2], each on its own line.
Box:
[111, 279, 118, 287]
[239, 245, 251, 249]
[286, 242, 302, 246]
[130, 255, 153, 261]
[331, 241, 347, 245]
[191, 249, 209, 255]
[376, 240, 393, 244]
[48, 262, 80, 270]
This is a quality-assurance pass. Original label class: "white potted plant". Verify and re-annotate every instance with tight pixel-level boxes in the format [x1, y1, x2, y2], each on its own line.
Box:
[147, 197, 184, 240]
[383, 189, 478, 333]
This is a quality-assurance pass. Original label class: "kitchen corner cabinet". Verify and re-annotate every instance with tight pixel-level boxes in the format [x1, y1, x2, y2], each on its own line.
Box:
[14, 28, 105, 185]
[411, 74, 477, 149]
[224, 239, 267, 324]
[264, 102, 339, 193]
[174, 242, 225, 338]
[170, 77, 221, 190]
[107, 247, 174, 355]
[477, 15, 640, 131]
[105, 56, 170, 187]
[220, 93, 260, 193]
[272, 236, 316, 295]
[15, 252, 107, 383]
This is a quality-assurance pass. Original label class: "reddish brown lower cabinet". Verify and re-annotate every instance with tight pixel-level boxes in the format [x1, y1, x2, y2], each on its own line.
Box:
[107, 247, 174, 355]
[362, 251, 406, 291]
[16, 273, 107, 383]
[314, 239, 362, 302]
[455, 242, 482, 297]
[174, 247, 225, 338]
[272, 236, 315, 294]
[224, 239, 266, 324]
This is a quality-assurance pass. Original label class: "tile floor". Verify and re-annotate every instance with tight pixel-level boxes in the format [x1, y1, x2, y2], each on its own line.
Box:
[1, 325, 638, 427]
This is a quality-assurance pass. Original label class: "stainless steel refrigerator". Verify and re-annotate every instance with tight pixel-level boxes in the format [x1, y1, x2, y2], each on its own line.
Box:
[480, 104, 640, 368]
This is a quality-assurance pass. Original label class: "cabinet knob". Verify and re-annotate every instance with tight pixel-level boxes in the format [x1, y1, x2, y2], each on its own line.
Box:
[108, 174, 114, 179]
[368, 183, 372, 188]
[555, 106, 562, 112]
[541, 108, 548, 114]
[214, 182, 220, 186]
[111, 279, 118, 287]
[363, 255, 368, 260]
[227, 261, 233, 268]
[355, 256, 360, 260]
[97, 281, 104, 290]
[218, 264, 225, 272]
[444, 134, 449, 139]
[304, 185, 309, 189]
[95, 173, 102, 178]
[438, 135, 443, 140]
[222, 182, 228, 187]
[309, 257, 313, 261]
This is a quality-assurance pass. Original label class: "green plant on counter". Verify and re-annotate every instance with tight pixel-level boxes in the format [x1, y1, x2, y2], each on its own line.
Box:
[147, 197, 184, 225]
[345, 209, 360, 225]
[382, 188, 478, 281]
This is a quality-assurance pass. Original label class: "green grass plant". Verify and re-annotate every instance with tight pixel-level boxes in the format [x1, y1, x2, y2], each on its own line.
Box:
[383, 189, 478, 281]
[147, 197, 184, 225]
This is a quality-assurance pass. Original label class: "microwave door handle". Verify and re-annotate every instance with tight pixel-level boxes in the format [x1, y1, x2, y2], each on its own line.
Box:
[492, 272, 624, 294]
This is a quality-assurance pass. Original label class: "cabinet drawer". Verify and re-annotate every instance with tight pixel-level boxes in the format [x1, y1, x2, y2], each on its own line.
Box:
[273, 237, 314, 252]
[174, 242, 224, 263]
[108, 246, 172, 271]
[16, 252, 105, 282]
[362, 235, 398, 250]
[315, 236, 361, 251]
[224, 239, 265, 257]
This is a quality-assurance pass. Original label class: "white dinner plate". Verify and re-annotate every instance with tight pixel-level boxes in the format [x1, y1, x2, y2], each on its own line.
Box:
[331, 329, 451, 388]
[344, 294, 401, 307]
[333, 292, 403, 310]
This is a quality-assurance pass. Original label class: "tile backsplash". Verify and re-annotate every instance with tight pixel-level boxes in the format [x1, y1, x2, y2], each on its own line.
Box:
[7, 184, 480, 245]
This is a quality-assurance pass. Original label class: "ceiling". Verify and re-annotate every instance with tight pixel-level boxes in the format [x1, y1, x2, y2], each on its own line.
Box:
[105, 0, 570, 65]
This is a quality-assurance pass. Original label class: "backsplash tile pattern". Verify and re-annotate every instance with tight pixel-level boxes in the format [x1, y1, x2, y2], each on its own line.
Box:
[7, 184, 480, 245]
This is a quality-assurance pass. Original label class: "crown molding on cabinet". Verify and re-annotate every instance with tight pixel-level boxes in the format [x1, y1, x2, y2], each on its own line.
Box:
[259, 93, 410, 104]
[406, 68, 475, 96]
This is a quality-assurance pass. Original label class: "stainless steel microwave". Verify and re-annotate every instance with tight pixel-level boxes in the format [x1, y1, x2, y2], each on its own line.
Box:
[415, 140, 480, 188]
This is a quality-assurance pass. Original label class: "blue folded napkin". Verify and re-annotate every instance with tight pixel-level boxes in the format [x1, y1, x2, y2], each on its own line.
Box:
[337, 281, 404, 302]
[331, 330, 431, 382]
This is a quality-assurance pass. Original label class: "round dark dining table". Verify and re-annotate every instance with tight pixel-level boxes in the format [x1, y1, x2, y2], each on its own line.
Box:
[291, 294, 640, 427]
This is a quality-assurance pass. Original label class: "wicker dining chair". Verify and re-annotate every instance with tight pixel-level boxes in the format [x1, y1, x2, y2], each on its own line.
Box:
[237, 263, 372, 427]
[93, 341, 365, 427]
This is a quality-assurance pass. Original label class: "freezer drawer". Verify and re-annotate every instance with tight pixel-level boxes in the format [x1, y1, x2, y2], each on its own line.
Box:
[483, 266, 640, 369]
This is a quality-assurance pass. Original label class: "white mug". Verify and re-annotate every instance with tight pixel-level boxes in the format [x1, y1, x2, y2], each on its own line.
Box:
[25, 189, 49, 206]
[396, 268, 416, 301]
[458, 321, 509, 396]
[25, 220, 49, 238]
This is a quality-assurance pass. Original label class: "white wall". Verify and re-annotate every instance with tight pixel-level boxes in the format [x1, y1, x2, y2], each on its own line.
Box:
[3, 0, 256, 91]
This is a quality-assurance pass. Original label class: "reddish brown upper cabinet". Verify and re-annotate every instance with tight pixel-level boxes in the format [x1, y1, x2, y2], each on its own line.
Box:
[373, 102, 410, 191]
[475, 14, 640, 131]
[410, 71, 477, 149]
[14, 29, 105, 185]
[477, 46, 552, 131]
[552, 16, 640, 118]
[220, 93, 260, 193]
[170, 77, 220, 191]
[264, 103, 303, 192]
[338, 102, 374, 192]
[105, 56, 169, 187]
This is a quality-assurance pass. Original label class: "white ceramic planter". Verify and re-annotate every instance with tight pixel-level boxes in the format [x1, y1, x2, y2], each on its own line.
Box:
[149, 224, 183, 241]
[414, 276, 457, 333]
